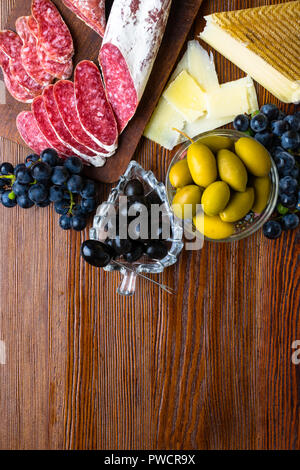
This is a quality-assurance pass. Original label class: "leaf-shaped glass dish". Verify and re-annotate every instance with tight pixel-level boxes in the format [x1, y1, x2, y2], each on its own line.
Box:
[90, 161, 184, 295]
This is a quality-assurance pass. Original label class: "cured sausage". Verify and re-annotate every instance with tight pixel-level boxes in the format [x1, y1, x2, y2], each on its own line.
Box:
[54, 80, 109, 164]
[74, 60, 118, 152]
[61, 0, 106, 37]
[0, 30, 43, 95]
[99, 0, 172, 132]
[17, 111, 50, 153]
[43, 85, 104, 166]
[27, 15, 73, 79]
[31, 0, 74, 63]
[32, 95, 74, 157]
[0, 49, 34, 103]
[16, 16, 53, 86]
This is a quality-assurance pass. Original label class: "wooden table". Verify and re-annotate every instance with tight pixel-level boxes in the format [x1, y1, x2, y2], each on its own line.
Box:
[0, 0, 299, 450]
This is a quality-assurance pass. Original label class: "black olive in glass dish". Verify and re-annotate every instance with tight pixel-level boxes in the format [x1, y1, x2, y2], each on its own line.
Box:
[112, 235, 133, 256]
[144, 240, 168, 260]
[123, 242, 144, 263]
[145, 190, 163, 206]
[124, 178, 144, 197]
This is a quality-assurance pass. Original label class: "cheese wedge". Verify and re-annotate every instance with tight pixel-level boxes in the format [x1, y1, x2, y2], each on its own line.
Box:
[163, 70, 207, 122]
[187, 40, 219, 91]
[143, 97, 184, 150]
[199, 1, 300, 103]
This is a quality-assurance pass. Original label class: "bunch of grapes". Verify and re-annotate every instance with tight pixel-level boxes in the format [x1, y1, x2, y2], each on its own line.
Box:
[0, 149, 97, 231]
[233, 104, 300, 239]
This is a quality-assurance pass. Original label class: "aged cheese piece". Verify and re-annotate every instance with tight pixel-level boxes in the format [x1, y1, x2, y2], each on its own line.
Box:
[144, 97, 184, 150]
[206, 76, 257, 118]
[199, 1, 300, 103]
[163, 70, 207, 122]
[181, 115, 236, 143]
[187, 40, 219, 91]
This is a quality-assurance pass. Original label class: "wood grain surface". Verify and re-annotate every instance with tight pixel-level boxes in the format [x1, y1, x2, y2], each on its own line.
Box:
[1, 0, 203, 183]
[0, 0, 299, 450]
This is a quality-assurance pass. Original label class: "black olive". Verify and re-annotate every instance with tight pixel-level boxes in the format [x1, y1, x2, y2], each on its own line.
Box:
[124, 179, 144, 197]
[81, 240, 112, 268]
[123, 242, 144, 263]
[144, 240, 168, 260]
[105, 238, 117, 257]
[145, 190, 162, 206]
[112, 235, 133, 255]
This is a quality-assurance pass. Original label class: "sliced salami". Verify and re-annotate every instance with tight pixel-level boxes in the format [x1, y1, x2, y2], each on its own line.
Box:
[16, 16, 53, 86]
[0, 30, 43, 95]
[32, 95, 74, 157]
[17, 111, 50, 153]
[31, 0, 74, 63]
[27, 15, 73, 79]
[74, 60, 118, 152]
[99, 0, 172, 133]
[61, 0, 106, 37]
[43, 85, 105, 166]
[0, 50, 34, 103]
[54, 80, 110, 159]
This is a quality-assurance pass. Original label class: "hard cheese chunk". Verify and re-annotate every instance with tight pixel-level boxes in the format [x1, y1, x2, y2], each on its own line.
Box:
[206, 81, 248, 118]
[187, 40, 219, 91]
[144, 97, 184, 150]
[206, 76, 257, 118]
[163, 70, 206, 122]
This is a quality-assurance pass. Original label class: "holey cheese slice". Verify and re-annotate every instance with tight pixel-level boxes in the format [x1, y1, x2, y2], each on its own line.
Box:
[163, 70, 206, 122]
[199, 1, 300, 103]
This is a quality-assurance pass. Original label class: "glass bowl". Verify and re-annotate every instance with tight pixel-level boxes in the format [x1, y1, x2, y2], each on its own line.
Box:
[166, 129, 279, 242]
[90, 160, 184, 295]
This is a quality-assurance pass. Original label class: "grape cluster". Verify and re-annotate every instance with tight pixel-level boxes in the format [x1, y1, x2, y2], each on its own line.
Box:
[233, 105, 300, 239]
[0, 149, 97, 231]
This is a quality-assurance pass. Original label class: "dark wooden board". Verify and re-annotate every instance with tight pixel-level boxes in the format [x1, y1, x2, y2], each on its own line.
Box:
[0, 0, 204, 183]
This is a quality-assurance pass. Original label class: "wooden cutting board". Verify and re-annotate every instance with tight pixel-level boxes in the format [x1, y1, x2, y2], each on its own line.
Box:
[0, 0, 203, 183]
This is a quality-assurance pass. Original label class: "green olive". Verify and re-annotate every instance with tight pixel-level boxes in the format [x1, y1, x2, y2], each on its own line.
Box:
[193, 213, 234, 240]
[199, 135, 233, 153]
[169, 159, 193, 188]
[251, 176, 271, 213]
[217, 149, 248, 192]
[201, 181, 230, 216]
[172, 185, 203, 219]
[219, 187, 254, 222]
[234, 137, 271, 176]
[187, 142, 217, 187]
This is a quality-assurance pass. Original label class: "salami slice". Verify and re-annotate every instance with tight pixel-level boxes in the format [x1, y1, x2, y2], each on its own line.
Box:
[0, 30, 43, 95]
[0, 50, 34, 103]
[32, 95, 74, 157]
[43, 85, 105, 166]
[17, 111, 50, 153]
[99, 0, 172, 132]
[27, 15, 73, 79]
[61, 0, 106, 37]
[16, 17, 53, 86]
[32, 0, 74, 63]
[74, 60, 118, 152]
[54, 80, 110, 159]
